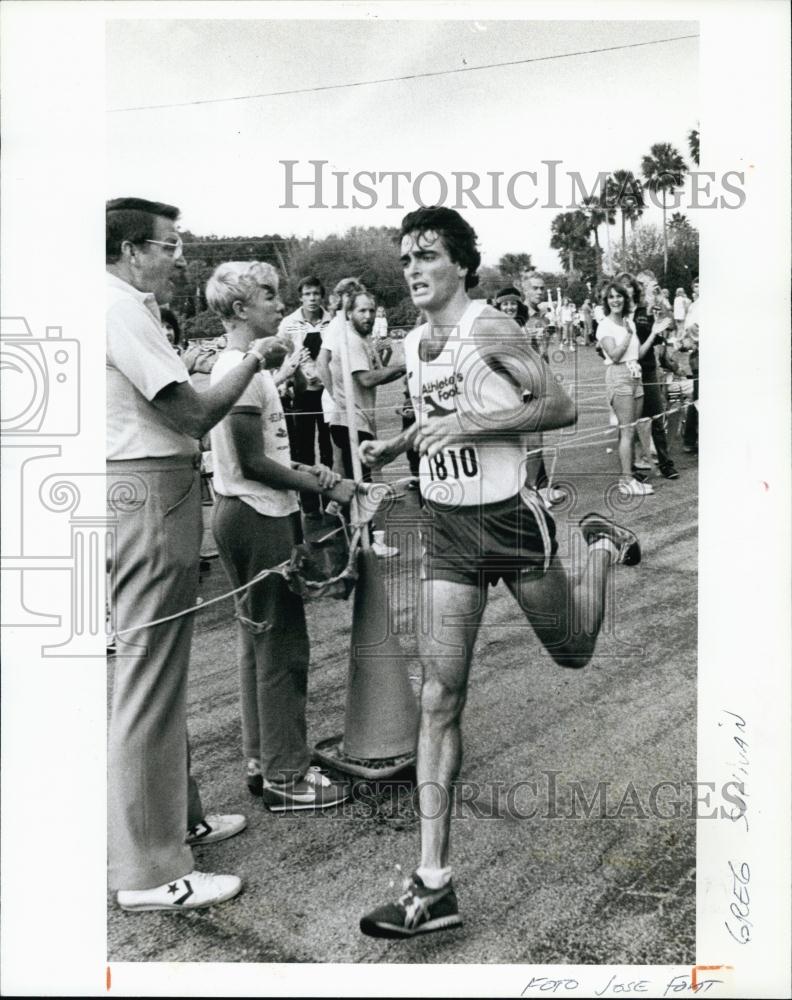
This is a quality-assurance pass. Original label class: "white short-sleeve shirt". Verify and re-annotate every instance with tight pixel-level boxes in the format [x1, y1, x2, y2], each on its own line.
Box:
[210, 350, 298, 518]
[106, 272, 197, 461]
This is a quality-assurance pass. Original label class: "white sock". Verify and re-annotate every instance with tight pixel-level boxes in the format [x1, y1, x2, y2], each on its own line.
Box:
[589, 538, 618, 559]
[416, 866, 453, 889]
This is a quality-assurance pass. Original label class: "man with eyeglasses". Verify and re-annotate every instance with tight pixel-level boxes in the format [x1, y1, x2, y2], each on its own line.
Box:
[106, 197, 288, 912]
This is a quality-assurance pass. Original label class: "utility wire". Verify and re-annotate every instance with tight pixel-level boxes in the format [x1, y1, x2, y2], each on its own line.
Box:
[108, 34, 698, 113]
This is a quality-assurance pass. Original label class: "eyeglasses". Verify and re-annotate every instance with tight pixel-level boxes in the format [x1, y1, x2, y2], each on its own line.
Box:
[144, 237, 183, 260]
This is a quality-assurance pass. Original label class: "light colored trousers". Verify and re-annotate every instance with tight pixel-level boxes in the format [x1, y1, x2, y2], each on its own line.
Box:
[107, 457, 205, 890]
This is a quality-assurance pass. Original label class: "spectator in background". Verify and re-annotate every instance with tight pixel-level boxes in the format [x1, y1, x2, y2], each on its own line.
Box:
[682, 276, 699, 453]
[206, 260, 353, 811]
[580, 298, 594, 344]
[496, 280, 566, 508]
[328, 290, 406, 558]
[560, 296, 576, 352]
[372, 305, 393, 366]
[595, 282, 653, 497]
[673, 286, 690, 340]
[160, 306, 183, 354]
[316, 277, 366, 435]
[277, 276, 334, 522]
[628, 273, 680, 481]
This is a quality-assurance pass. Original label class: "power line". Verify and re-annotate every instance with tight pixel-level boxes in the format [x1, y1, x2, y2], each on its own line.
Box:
[108, 34, 698, 113]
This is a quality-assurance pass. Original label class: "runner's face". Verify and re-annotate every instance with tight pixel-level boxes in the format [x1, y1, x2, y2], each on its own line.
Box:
[400, 230, 466, 311]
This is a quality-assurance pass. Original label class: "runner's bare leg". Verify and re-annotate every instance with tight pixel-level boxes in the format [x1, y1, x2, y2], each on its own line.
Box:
[504, 550, 613, 668]
[416, 578, 487, 872]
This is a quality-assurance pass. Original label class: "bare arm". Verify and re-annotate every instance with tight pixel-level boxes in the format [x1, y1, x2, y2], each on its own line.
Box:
[359, 422, 419, 469]
[316, 347, 333, 396]
[151, 338, 287, 439]
[230, 411, 355, 503]
[599, 330, 633, 364]
[411, 311, 576, 458]
[637, 329, 660, 359]
[354, 364, 406, 389]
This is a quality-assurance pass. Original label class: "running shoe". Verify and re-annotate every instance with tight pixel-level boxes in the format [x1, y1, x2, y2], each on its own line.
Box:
[117, 870, 242, 912]
[618, 477, 654, 497]
[360, 873, 462, 939]
[579, 512, 641, 566]
[186, 814, 247, 846]
[261, 766, 350, 812]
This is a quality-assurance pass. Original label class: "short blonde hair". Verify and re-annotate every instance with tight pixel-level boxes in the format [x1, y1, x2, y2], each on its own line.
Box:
[205, 261, 279, 320]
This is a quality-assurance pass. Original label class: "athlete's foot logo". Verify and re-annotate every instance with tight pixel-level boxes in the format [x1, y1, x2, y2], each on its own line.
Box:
[423, 395, 455, 418]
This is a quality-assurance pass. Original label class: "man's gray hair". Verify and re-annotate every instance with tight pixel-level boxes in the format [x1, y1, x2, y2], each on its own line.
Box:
[206, 261, 279, 319]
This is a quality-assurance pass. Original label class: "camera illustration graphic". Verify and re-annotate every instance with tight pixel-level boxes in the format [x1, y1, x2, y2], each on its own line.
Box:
[0, 316, 80, 436]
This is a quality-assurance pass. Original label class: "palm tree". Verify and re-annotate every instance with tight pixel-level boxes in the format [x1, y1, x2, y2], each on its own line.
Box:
[641, 142, 689, 279]
[550, 210, 590, 273]
[581, 194, 613, 278]
[668, 212, 690, 233]
[687, 127, 700, 166]
[609, 169, 645, 249]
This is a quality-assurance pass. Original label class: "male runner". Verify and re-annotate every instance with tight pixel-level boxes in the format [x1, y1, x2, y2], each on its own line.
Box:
[358, 206, 642, 938]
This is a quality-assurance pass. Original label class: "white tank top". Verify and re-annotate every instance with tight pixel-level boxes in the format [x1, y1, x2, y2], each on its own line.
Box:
[403, 299, 530, 506]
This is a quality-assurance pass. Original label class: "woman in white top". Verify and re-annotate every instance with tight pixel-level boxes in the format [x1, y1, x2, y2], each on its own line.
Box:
[595, 282, 653, 497]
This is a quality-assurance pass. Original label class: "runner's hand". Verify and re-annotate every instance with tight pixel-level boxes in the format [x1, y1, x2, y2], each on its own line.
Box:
[358, 439, 390, 469]
[414, 413, 465, 458]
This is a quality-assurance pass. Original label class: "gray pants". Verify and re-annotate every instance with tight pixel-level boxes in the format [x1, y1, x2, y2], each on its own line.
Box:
[212, 496, 311, 783]
[107, 457, 204, 890]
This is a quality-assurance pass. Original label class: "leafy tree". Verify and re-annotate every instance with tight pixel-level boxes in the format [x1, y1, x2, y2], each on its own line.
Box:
[608, 169, 645, 248]
[668, 212, 691, 234]
[611, 221, 698, 296]
[183, 309, 225, 342]
[687, 127, 700, 166]
[641, 142, 689, 279]
[581, 194, 613, 278]
[549, 210, 590, 273]
[497, 253, 533, 283]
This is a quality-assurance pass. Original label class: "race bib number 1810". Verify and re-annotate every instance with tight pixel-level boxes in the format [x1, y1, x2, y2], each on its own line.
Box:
[425, 445, 480, 482]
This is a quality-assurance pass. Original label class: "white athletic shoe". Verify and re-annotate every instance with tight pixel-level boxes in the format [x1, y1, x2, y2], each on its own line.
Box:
[117, 870, 242, 912]
[618, 477, 654, 497]
[186, 814, 247, 846]
[372, 530, 399, 558]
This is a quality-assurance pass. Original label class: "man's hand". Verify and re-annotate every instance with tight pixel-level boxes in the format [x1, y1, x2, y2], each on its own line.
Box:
[413, 413, 465, 459]
[251, 336, 289, 370]
[310, 464, 340, 490]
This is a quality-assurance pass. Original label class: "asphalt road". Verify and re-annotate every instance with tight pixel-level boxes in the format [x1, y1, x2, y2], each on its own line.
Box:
[108, 343, 697, 965]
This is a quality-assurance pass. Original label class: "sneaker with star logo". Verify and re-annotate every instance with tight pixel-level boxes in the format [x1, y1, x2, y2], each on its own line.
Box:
[116, 870, 242, 912]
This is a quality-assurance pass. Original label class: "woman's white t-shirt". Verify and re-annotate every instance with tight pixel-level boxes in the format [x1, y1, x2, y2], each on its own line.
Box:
[595, 316, 639, 366]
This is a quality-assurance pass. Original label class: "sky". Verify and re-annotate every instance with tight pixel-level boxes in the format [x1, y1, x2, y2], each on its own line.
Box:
[107, 17, 698, 271]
